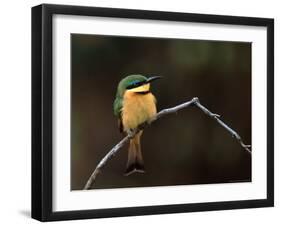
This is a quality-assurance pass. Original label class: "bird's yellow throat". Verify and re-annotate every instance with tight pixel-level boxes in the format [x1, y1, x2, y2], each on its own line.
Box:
[122, 88, 156, 131]
[127, 83, 150, 93]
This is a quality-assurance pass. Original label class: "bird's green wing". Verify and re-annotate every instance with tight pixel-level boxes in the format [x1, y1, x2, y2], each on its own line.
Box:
[113, 97, 123, 116]
[113, 97, 123, 132]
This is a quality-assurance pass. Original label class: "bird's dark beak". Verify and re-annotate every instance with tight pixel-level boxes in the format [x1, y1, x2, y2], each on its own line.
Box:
[146, 76, 162, 83]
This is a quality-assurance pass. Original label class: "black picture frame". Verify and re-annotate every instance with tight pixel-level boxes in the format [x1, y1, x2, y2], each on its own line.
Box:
[32, 3, 274, 222]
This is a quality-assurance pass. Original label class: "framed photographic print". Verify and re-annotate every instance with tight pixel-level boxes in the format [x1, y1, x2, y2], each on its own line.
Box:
[32, 4, 274, 221]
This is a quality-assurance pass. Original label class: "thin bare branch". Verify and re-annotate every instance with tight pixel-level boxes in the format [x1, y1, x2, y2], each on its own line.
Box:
[193, 98, 251, 154]
[83, 97, 251, 190]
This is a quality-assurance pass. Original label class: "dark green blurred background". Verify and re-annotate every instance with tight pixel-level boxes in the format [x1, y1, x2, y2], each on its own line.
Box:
[71, 34, 251, 190]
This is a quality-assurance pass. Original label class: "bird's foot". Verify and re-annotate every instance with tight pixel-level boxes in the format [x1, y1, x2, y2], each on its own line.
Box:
[126, 128, 136, 138]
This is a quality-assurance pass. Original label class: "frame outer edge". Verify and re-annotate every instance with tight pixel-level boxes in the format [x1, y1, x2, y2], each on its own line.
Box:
[42, 4, 54, 221]
[266, 19, 274, 206]
[31, 5, 43, 221]
[31, 3, 274, 221]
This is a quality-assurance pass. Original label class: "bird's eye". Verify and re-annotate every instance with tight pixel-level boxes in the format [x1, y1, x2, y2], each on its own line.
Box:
[127, 80, 145, 89]
[129, 80, 139, 86]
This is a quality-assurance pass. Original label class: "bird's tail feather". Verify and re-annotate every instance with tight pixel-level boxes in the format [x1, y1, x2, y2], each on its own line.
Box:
[125, 132, 145, 176]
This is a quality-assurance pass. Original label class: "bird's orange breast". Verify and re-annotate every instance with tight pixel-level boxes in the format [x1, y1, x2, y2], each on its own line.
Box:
[121, 91, 157, 131]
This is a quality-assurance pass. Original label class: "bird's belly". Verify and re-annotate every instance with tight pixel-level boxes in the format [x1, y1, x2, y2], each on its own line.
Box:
[122, 92, 157, 131]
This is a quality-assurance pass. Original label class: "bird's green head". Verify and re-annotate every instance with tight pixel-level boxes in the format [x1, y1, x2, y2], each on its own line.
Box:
[116, 74, 162, 97]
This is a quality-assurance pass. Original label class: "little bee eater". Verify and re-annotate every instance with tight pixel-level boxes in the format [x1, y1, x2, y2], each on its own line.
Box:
[113, 74, 162, 176]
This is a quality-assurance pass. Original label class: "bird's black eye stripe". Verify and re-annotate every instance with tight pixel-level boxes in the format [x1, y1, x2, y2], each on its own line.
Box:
[127, 80, 145, 89]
